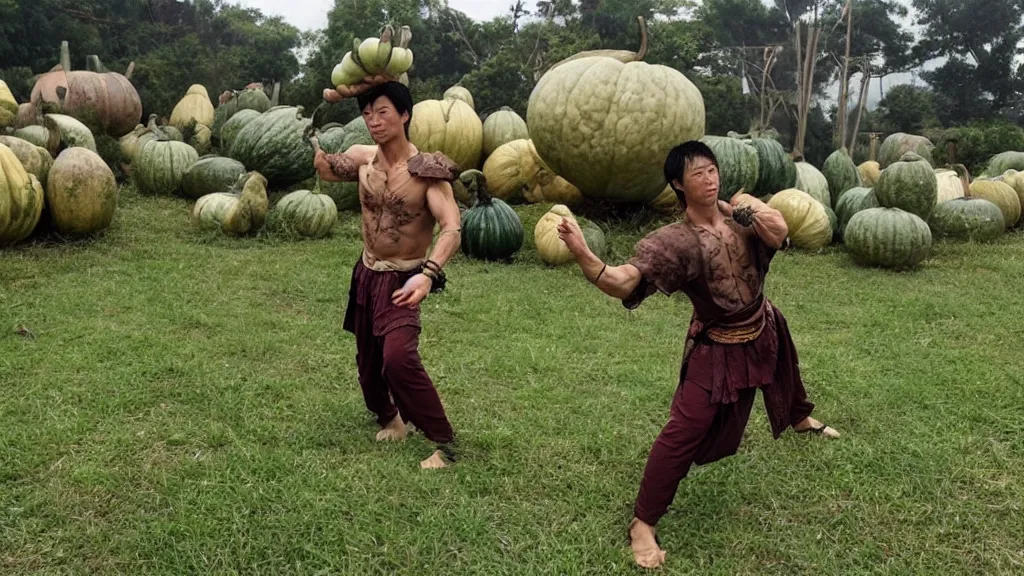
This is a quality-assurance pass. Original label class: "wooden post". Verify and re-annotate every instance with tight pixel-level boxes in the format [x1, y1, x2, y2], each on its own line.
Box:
[848, 66, 872, 157]
[835, 0, 853, 152]
[868, 132, 881, 162]
[946, 138, 958, 165]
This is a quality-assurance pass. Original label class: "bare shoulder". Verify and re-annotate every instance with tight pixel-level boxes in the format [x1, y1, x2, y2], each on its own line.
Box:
[347, 144, 378, 164]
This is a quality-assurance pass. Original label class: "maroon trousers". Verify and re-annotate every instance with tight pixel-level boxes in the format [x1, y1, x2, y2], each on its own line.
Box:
[343, 259, 455, 450]
[633, 305, 815, 526]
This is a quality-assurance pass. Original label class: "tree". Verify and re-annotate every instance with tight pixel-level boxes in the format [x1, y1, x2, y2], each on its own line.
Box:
[875, 84, 939, 133]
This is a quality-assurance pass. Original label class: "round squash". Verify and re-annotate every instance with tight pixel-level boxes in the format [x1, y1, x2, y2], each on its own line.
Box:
[579, 217, 608, 259]
[844, 207, 932, 269]
[0, 79, 17, 128]
[648, 185, 680, 214]
[822, 148, 861, 207]
[858, 161, 880, 186]
[747, 137, 796, 197]
[523, 141, 583, 205]
[934, 168, 966, 204]
[985, 151, 1024, 176]
[997, 170, 1024, 212]
[191, 171, 269, 236]
[219, 108, 261, 154]
[459, 170, 525, 261]
[875, 152, 937, 219]
[118, 124, 152, 165]
[701, 135, 760, 201]
[180, 156, 248, 200]
[229, 106, 313, 186]
[270, 183, 338, 239]
[170, 84, 215, 130]
[835, 186, 879, 238]
[0, 143, 45, 247]
[968, 180, 1021, 228]
[928, 192, 1004, 242]
[481, 139, 538, 203]
[0, 136, 53, 186]
[794, 161, 830, 207]
[528, 55, 705, 204]
[43, 114, 97, 156]
[409, 98, 483, 171]
[45, 147, 117, 235]
[482, 107, 529, 158]
[535, 204, 580, 266]
[133, 125, 199, 195]
[878, 133, 934, 169]
[443, 86, 475, 110]
[766, 188, 832, 250]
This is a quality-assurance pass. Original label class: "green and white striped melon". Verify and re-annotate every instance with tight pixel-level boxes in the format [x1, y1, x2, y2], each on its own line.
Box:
[835, 186, 879, 238]
[212, 86, 271, 142]
[844, 207, 932, 269]
[767, 188, 832, 250]
[875, 152, 937, 219]
[229, 106, 313, 186]
[822, 148, 861, 207]
[928, 195, 1004, 242]
[482, 107, 529, 158]
[459, 170, 524, 261]
[270, 183, 338, 239]
[701, 135, 759, 200]
[180, 156, 248, 200]
[968, 180, 1021, 228]
[878, 133, 934, 169]
[794, 161, 830, 207]
[133, 126, 199, 195]
[747, 137, 796, 197]
[219, 108, 261, 154]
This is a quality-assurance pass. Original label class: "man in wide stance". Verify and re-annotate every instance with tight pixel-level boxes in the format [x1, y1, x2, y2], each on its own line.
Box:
[313, 78, 462, 469]
[557, 140, 840, 568]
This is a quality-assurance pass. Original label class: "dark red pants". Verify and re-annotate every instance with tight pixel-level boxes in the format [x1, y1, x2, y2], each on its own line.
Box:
[343, 260, 455, 449]
[633, 310, 816, 526]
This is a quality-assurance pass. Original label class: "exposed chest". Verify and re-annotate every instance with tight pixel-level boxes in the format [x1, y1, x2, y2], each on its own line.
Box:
[692, 224, 761, 310]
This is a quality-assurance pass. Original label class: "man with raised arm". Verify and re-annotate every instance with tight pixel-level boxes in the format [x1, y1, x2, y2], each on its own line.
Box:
[313, 77, 462, 470]
[557, 140, 840, 568]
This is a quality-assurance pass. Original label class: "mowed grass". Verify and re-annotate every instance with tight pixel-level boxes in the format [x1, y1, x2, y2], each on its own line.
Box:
[2, 184, 1023, 575]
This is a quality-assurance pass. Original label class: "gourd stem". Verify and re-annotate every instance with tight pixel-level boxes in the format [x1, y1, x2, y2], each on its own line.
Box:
[634, 16, 649, 62]
[59, 41, 71, 73]
[270, 82, 281, 107]
[950, 163, 972, 198]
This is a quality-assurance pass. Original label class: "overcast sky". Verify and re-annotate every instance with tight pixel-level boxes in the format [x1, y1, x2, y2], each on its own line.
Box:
[235, 0, 530, 32]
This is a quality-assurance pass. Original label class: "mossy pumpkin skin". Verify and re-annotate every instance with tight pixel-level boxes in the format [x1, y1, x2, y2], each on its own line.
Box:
[45, 147, 118, 235]
[844, 207, 932, 270]
[875, 152, 937, 219]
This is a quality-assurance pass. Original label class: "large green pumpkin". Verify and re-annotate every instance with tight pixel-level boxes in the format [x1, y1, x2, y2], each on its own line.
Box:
[766, 188, 832, 250]
[984, 151, 1024, 176]
[0, 143, 45, 247]
[316, 117, 375, 210]
[45, 147, 117, 235]
[844, 208, 932, 270]
[409, 98, 483, 171]
[0, 136, 53, 186]
[229, 105, 313, 186]
[701, 135, 759, 201]
[928, 195, 1004, 242]
[180, 155, 247, 200]
[482, 107, 529, 158]
[212, 86, 271, 142]
[835, 186, 879, 238]
[875, 152, 937, 219]
[878, 133, 934, 169]
[794, 161, 830, 207]
[459, 170, 524, 261]
[133, 127, 199, 195]
[822, 148, 861, 207]
[968, 180, 1021, 228]
[747, 137, 796, 197]
[191, 171, 269, 236]
[219, 108, 261, 154]
[528, 55, 705, 203]
[270, 183, 338, 239]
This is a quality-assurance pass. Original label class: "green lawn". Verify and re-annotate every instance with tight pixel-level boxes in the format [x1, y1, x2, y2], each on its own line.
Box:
[2, 185, 1023, 575]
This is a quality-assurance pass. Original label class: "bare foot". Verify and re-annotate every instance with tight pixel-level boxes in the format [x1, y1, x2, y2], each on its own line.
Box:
[375, 415, 408, 442]
[628, 518, 666, 569]
[794, 416, 841, 438]
[419, 449, 448, 470]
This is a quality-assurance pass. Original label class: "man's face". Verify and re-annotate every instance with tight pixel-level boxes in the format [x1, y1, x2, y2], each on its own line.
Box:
[362, 95, 409, 145]
[676, 156, 720, 207]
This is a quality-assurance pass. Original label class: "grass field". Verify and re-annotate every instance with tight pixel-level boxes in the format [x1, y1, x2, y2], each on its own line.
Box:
[2, 185, 1023, 575]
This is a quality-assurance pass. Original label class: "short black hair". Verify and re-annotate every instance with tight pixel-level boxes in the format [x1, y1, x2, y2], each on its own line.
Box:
[356, 81, 414, 138]
[663, 140, 719, 207]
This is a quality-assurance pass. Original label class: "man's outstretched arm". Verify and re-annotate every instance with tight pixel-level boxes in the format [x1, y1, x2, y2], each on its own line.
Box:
[313, 145, 377, 182]
[557, 218, 643, 300]
[730, 192, 788, 249]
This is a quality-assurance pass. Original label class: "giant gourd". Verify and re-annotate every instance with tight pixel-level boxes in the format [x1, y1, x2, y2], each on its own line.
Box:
[133, 120, 199, 195]
[45, 147, 117, 234]
[459, 170, 525, 261]
[875, 152, 937, 219]
[822, 148, 861, 207]
[191, 171, 270, 236]
[270, 183, 338, 239]
[229, 106, 313, 186]
[844, 208, 932, 270]
[0, 143, 45, 247]
[767, 188, 832, 250]
[794, 161, 830, 207]
[170, 84, 215, 130]
[408, 98, 482, 171]
[482, 107, 529, 158]
[701, 135, 759, 200]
